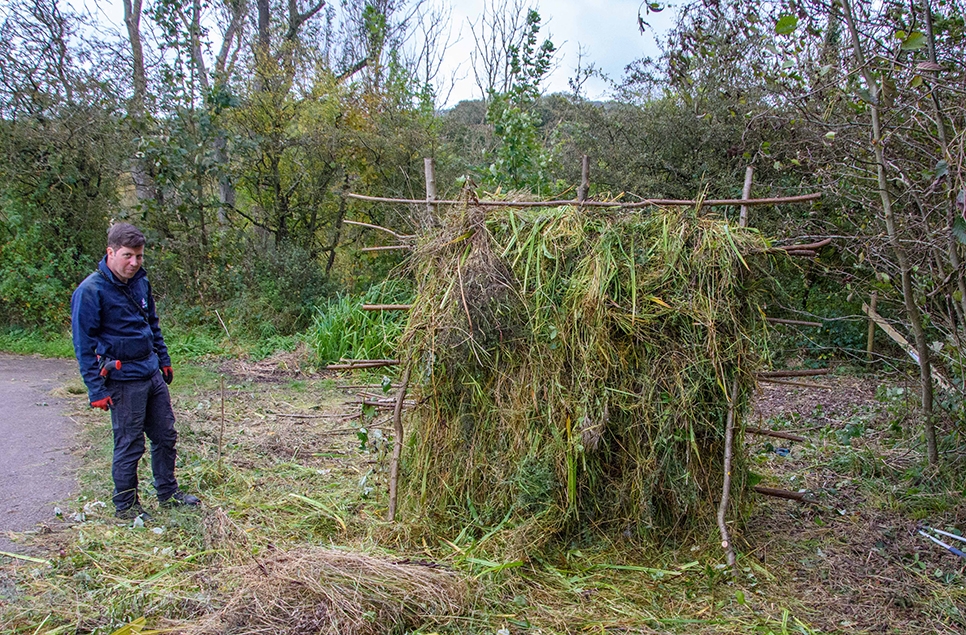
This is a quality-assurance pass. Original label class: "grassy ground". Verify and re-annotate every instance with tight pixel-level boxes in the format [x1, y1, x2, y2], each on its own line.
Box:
[0, 351, 963, 634]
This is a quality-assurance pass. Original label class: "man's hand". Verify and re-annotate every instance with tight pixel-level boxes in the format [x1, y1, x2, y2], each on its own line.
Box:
[161, 366, 174, 385]
[91, 396, 113, 411]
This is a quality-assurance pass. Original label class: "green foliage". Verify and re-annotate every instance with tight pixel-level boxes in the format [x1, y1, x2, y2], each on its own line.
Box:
[0, 327, 73, 357]
[484, 10, 556, 194]
[0, 104, 123, 330]
[308, 280, 412, 364]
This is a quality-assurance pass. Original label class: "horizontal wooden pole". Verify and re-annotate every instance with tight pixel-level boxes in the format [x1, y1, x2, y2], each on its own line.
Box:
[360, 245, 412, 253]
[757, 378, 833, 390]
[765, 317, 823, 327]
[758, 369, 830, 378]
[325, 360, 399, 370]
[778, 237, 833, 251]
[745, 427, 808, 442]
[361, 304, 413, 311]
[343, 219, 415, 240]
[753, 486, 818, 504]
[347, 192, 822, 209]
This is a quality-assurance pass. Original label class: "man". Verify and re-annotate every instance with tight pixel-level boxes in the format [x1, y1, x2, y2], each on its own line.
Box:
[71, 223, 199, 520]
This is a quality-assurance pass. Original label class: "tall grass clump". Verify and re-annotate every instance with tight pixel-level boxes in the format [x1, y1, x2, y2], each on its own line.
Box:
[399, 202, 779, 549]
[309, 280, 412, 364]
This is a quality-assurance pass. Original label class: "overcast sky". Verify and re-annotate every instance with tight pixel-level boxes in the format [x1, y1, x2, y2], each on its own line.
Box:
[83, 0, 677, 107]
[436, 0, 676, 105]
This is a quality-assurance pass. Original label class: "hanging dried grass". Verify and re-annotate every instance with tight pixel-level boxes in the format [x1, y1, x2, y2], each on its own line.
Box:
[398, 201, 778, 547]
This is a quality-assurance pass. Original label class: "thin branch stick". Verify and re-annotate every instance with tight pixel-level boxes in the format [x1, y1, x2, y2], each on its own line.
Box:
[362, 304, 413, 311]
[388, 365, 412, 522]
[765, 317, 823, 327]
[717, 377, 740, 575]
[346, 192, 822, 208]
[753, 486, 819, 505]
[342, 219, 415, 240]
[757, 378, 833, 389]
[325, 360, 399, 370]
[214, 309, 231, 339]
[867, 292, 878, 360]
[353, 399, 415, 408]
[218, 375, 226, 470]
[359, 245, 413, 253]
[745, 427, 807, 442]
[758, 369, 830, 378]
[272, 412, 347, 419]
[776, 237, 833, 251]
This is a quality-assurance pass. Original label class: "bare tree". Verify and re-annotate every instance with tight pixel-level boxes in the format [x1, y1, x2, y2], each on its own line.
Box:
[468, 0, 541, 100]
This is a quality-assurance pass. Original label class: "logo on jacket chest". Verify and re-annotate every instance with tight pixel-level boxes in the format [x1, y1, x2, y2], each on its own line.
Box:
[141, 298, 148, 310]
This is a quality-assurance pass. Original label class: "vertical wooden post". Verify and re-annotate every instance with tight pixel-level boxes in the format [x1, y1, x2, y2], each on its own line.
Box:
[388, 365, 411, 522]
[424, 158, 437, 226]
[578, 155, 590, 204]
[867, 291, 878, 360]
[717, 377, 740, 577]
[218, 375, 226, 471]
[738, 166, 754, 228]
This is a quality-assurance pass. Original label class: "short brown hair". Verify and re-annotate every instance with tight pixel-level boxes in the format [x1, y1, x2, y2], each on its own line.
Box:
[107, 223, 146, 250]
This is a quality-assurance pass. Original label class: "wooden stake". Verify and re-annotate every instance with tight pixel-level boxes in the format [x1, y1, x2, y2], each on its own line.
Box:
[866, 291, 877, 360]
[424, 158, 437, 226]
[388, 364, 412, 522]
[578, 155, 590, 204]
[717, 377, 740, 576]
[739, 166, 754, 228]
[218, 375, 226, 470]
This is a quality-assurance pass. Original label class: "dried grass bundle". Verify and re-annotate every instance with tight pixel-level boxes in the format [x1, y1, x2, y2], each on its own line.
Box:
[185, 548, 469, 635]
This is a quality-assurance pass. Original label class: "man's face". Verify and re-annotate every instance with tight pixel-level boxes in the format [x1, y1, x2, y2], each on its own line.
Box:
[106, 245, 144, 282]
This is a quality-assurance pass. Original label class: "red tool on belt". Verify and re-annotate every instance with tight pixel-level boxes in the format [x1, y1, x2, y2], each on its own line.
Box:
[97, 355, 122, 377]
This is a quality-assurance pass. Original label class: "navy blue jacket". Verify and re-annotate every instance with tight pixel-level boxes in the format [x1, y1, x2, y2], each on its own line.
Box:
[71, 258, 171, 402]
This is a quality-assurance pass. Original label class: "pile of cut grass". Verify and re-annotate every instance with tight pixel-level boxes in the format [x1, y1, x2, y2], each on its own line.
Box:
[399, 202, 778, 546]
[185, 547, 468, 635]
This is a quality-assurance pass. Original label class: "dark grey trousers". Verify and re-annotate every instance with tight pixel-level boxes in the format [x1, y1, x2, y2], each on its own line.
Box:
[107, 372, 179, 510]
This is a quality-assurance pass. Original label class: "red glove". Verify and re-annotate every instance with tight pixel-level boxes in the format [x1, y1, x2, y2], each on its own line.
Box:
[161, 366, 174, 385]
[91, 396, 113, 411]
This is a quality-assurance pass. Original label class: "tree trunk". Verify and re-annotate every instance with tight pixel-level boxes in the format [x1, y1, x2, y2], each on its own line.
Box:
[122, 0, 158, 203]
[841, 0, 937, 464]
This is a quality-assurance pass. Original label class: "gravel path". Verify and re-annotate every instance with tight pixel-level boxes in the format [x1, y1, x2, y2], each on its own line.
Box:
[0, 354, 80, 554]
